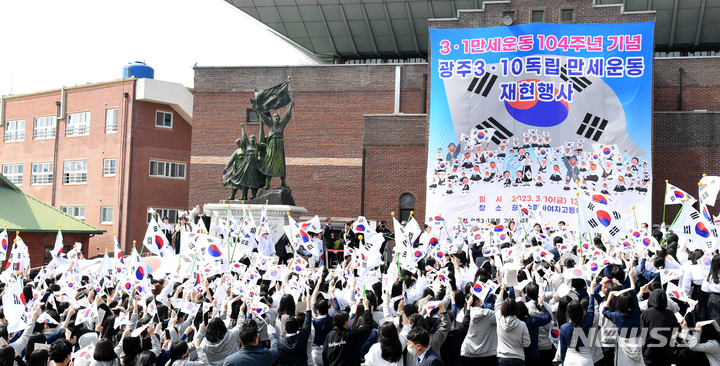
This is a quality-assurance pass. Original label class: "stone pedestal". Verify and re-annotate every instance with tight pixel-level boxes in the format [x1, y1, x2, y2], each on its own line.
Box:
[202, 203, 307, 242]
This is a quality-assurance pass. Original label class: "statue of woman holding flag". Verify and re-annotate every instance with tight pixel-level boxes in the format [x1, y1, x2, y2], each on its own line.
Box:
[258, 102, 293, 189]
[249, 77, 295, 190]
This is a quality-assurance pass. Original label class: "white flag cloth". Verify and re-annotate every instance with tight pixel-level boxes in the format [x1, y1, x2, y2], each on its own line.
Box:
[670, 205, 719, 252]
[699, 176, 720, 206]
[0, 228, 8, 261]
[53, 229, 64, 259]
[3, 283, 30, 332]
[665, 182, 697, 206]
[99, 252, 113, 278]
[143, 219, 172, 261]
[300, 215, 321, 234]
[113, 234, 125, 275]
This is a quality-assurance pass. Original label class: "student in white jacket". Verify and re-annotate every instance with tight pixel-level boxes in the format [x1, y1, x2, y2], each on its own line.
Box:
[495, 287, 531, 366]
[363, 322, 406, 366]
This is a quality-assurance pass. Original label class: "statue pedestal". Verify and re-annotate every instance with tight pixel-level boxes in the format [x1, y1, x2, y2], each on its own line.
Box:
[202, 202, 307, 242]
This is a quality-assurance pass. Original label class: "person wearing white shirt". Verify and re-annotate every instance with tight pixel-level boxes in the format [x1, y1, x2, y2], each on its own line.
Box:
[258, 229, 275, 256]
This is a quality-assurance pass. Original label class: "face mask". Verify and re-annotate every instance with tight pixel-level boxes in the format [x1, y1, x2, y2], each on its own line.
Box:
[408, 345, 417, 355]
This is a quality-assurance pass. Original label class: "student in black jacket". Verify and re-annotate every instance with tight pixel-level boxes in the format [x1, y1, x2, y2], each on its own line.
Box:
[440, 292, 471, 366]
[640, 289, 678, 366]
[278, 308, 313, 366]
[322, 299, 374, 366]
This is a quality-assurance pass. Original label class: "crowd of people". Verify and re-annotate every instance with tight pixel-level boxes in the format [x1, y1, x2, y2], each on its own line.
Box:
[1, 205, 720, 366]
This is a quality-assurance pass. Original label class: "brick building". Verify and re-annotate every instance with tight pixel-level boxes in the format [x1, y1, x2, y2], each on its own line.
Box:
[191, 0, 720, 228]
[0, 77, 193, 262]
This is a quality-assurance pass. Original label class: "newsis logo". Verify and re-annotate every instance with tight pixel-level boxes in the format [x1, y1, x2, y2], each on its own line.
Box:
[566, 327, 692, 348]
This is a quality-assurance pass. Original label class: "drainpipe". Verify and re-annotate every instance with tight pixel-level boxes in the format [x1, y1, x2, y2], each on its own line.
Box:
[117, 87, 130, 245]
[422, 73, 428, 114]
[678, 68, 684, 111]
[361, 148, 366, 216]
[394, 66, 401, 114]
[52, 91, 64, 207]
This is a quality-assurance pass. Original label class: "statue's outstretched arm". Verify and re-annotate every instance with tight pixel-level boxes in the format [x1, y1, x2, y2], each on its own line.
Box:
[280, 102, 294, 129]
[258, 111, 273, 129]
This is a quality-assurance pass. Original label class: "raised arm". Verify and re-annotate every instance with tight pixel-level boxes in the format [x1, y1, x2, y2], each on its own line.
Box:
[241, 124, 249, 145]
[280, 102, 294, 130]
[258, 110, 274, 129]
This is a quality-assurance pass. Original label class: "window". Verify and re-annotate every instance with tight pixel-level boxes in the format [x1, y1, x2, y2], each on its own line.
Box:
[66, 112, 90, 136]
[101, 206, 113, 224]
[103, 158, 116, 176]
[149, 160, 186, 179]
[4, 119, 25, 142]
[155, 111, 173, 129]
[63, 160, 88, 184]
[2, 164, 23, 186]
[532, 11, 543, 22]
[247, 109, 259, 124]
[61, 206, 85, 220]
[105, 108, 118, 133]
[399, 193, 415, 223]
[33, 116, 56, 139]
[148, 208, 179, 224]
[31, 162, 53, 185]
[562, 9, 573, 21]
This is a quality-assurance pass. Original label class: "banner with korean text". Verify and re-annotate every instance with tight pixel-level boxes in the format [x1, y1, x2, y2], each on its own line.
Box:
[426, 22, 654, 231]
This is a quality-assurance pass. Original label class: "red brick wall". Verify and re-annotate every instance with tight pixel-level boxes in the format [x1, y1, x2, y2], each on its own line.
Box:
[190, 64, 427, 222]
[654, 57, 720, 111]
[125, 100, 192, 252]
[363, 114, 428, 221]
[1, 80, 193, 258]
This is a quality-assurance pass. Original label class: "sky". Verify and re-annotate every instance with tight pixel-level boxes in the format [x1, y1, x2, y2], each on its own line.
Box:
[0, 0, 319, 96]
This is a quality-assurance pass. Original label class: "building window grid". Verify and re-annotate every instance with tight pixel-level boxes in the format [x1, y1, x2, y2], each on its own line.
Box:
[103, 158, 116, 176]
[105, 108, 118, 133]
[532, 10, 543, 22]
[33, 116, 57, 140]
[101, 206, 113, 224]
[61, 206, 85, 220]
[4, 119, 25, 142]
[562, 9, 574, 21]
[66, 112, 91, 137]
[63, 160, 88, 184]
[155, 111, 173, 129]
[2, 164, 23, 186]
[31, 162, 53, 185]
[148, 208, 179, 224]
[149, 160, 186, 180]
[247, 109, 259, 124]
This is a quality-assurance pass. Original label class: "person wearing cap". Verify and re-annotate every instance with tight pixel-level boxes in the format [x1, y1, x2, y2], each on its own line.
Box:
[258, 228, 275, 257]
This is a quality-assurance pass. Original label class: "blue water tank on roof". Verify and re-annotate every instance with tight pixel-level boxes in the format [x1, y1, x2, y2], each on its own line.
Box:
[123, 61, 154, 79]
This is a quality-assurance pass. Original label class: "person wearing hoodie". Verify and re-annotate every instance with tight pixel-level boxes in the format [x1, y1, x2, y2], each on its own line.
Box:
[640, 289, 678, 366]
[495, 287, 531, 366]
[322, 299, 374, 366]
[199, 302, 246, 366]
[460, 290, 497, 366]
[602, 269, 643, 366]
[278, 308, 314, 366]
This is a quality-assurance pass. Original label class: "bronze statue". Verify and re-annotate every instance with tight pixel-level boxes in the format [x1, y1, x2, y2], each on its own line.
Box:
[222, 136, 246, 200]
[258, 101, 294, 189]
[222, 124, 266, 200]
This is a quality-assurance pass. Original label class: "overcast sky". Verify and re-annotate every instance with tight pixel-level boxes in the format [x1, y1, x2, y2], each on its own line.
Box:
[0, 0, 319, 96]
